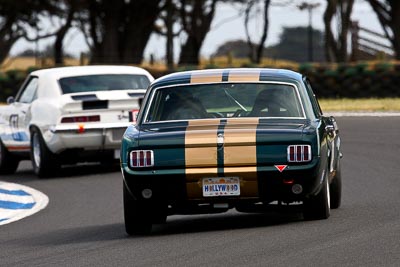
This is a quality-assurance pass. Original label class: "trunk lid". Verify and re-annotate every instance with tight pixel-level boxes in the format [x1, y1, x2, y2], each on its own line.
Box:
[57, 89, 146, 124]
[138, 118, 316, 169]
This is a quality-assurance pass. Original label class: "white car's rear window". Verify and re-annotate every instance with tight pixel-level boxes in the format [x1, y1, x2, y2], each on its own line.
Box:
[59, 74, 150, 94]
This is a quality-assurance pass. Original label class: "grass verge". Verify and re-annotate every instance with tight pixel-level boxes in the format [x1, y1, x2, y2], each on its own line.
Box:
[319, 98, 400, 112]
[1, 98, 400, 112]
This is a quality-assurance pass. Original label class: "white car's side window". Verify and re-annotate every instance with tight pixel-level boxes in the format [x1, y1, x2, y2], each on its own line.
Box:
[18, 77, 38, 104]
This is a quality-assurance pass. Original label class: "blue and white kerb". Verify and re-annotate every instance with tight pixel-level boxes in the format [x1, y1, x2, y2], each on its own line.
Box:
[0, 181, 49, 225]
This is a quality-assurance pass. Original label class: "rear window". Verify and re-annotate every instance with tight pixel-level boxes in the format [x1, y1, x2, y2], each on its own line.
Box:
[59, 74, 150, 94]
[144, 83, 304, 122]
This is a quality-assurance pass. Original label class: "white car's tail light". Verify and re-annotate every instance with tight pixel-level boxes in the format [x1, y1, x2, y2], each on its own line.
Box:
[287, 145, 311, 162]
[130, 150, 154, 168]
[61, 115, 100, 123]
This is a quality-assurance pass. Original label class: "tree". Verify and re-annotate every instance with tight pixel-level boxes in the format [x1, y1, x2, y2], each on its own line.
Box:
[212, 39, 252, 58]
[212, 26, 324, 63]
[0, 0, 59, 63]
[79, 0, 162, 64]
[17, 45, 74, 58]
[155, 0, 182, 70]
[53, 0, 81, 65]
[269, 26, 325, 63]
[367, 0, 400, 60]
[178, 0, 219, 65]
[323, 0, 355, 62]
[244, 0, 271, 64]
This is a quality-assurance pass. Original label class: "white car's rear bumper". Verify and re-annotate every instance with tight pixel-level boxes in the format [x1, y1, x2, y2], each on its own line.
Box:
[46, 122, 132, 154]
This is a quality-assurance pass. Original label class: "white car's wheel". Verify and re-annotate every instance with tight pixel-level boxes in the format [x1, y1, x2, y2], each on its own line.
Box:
[30, 128, 60, 178]
[0, 139, 20, 174]
[32, 133, 42, 168]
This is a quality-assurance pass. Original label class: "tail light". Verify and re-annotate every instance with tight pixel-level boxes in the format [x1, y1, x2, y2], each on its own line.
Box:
[129, 109, 140, 123]
[61, 115, 100, 123]
[287, 145, 311, 162]
[130, 150, 154, 168]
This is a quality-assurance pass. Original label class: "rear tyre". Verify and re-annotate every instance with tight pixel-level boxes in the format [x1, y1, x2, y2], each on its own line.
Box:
[330, 159, 342, 209]
[123, 183, 152, 235]
[303, 168, 331, 220]
[30, 128, 60, 178]
[0, 139, 20, 174]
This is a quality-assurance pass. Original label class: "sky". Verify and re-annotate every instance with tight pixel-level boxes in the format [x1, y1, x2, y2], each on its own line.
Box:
[9, 0, 389, 62]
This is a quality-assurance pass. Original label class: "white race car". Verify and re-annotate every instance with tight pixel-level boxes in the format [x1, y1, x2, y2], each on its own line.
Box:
[0, 65, 154, 177]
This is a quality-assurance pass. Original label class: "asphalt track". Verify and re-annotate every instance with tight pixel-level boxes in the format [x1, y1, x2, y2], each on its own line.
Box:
[1, 117, 400, 266]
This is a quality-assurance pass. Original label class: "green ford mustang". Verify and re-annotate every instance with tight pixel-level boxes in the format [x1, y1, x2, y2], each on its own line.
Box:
[120, 68, 342, 235]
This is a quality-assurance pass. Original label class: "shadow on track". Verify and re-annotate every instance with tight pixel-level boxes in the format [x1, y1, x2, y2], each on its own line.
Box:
[0, 160, 120, 183]
[19, 212, 302, 246]
[14, 223, 127, 246]
[151, 211, 303, 236]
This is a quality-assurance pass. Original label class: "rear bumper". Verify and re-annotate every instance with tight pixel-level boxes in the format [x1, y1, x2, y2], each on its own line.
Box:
[45, 122, 131, 153]
[121, 159, 324, 214]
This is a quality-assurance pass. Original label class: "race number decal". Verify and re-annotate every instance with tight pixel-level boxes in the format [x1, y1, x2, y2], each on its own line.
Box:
[9, 115, 22, 141]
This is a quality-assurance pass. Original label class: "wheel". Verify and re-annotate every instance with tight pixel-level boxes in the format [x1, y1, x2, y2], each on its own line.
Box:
[30, 128, 60, 178]
[303, 168, 331, 220]
[330, 159, 342, 209]
[123, 183, 152, 235]
[0, 139, 20, 174]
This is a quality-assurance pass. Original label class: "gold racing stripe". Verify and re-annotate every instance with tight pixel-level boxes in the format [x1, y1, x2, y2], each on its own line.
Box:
[185, 119, 220, 178]
[224, 167, 258, 197]
[186, 168, 223, 199]
[190, 70, 223, 84]
[223, 118, 259, 196]
[185, 118, 260, 199]
[185, 120, 220, 199]
[228, 69, 261, 82]
[223, 118, 259, 166]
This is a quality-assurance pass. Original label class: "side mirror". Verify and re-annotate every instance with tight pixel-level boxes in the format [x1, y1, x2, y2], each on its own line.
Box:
[325, 124, 335, 137]
[138, 97, 143, 108]
[6, 96, 15, 104]
[329, 116, 339, 131]
[326, 116, 339, 137]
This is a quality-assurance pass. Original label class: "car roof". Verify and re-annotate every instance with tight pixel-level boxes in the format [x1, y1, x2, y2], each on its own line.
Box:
[151, 68, 303, 89]
[30, 65, 154, 80]
[28, 66, 154, 99]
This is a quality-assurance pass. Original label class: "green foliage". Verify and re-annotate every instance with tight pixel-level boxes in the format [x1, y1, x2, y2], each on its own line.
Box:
[298, 63, 313, 73]
[2, 62, 400, 102]
[240, 62, 258, 68]
[0, 70, 28, 101]
[355, 63, 368, 72]
[307, 63, 400, 99]
[374, 62, 393, 72]
[204, 63, 219, 69]
[175, 65, 200, 72]
[26, 66, 40, 74]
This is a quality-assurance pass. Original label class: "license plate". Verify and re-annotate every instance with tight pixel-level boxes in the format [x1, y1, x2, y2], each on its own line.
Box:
[202, 177, 240, 197]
